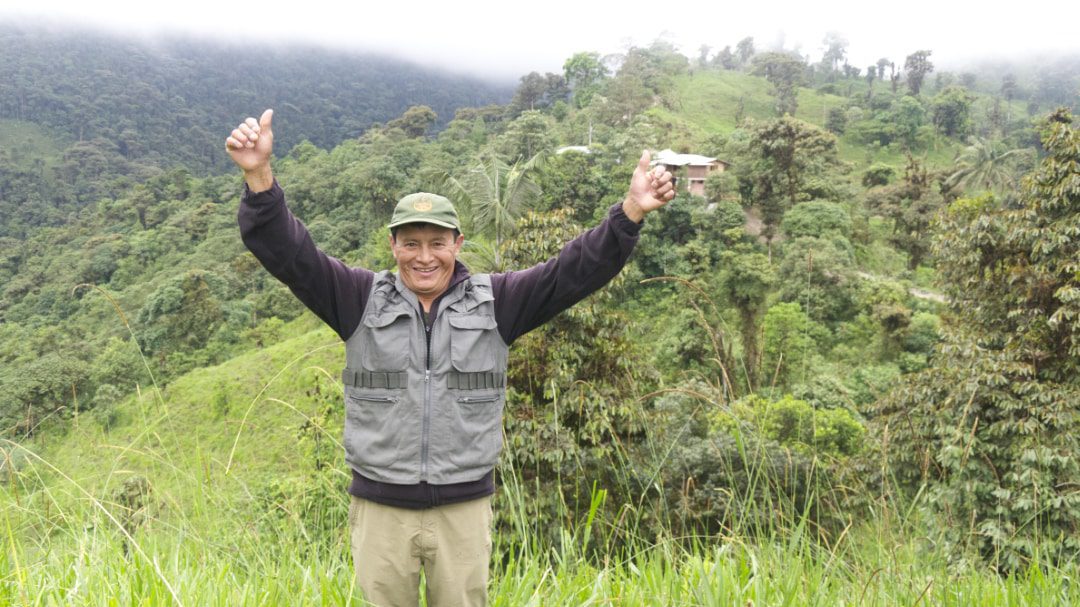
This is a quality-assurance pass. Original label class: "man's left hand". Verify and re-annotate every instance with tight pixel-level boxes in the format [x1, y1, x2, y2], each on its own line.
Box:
[622, 150, 675, 223]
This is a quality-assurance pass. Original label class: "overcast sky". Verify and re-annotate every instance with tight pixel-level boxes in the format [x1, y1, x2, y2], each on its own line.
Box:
[3, 0, 1078, 81]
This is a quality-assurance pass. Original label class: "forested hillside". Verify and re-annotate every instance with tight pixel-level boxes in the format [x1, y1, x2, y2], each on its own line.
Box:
[2, 31, 1079, 604]
[0, 25, 511, 236]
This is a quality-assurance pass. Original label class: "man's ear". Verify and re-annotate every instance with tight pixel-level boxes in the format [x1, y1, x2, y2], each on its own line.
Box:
[453, 233, 465, 252]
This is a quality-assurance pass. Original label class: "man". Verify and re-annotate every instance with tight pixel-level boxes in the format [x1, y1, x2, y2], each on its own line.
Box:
[226, 109, 673, 606]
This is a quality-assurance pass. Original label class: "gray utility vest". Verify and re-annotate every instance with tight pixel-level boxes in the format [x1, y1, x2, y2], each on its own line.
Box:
[341, 270, 510, 485]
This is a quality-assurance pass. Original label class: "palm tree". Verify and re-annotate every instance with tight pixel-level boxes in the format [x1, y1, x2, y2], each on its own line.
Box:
[946, 138, 1031, 197]
[440, 148, 545, 271]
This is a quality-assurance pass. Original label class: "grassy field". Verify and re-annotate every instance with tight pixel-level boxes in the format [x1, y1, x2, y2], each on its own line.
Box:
[5, 452, 1077, 605]
[3, 316, 1077, 605]
[654, 71, 967, 172]
[0, 119, 67, 170]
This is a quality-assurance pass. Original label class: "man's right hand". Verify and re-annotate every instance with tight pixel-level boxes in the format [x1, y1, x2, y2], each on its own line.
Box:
[226, 109, 275, 192]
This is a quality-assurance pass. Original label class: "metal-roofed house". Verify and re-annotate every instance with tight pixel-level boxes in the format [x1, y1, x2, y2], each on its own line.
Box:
[651, 149, 730, 198]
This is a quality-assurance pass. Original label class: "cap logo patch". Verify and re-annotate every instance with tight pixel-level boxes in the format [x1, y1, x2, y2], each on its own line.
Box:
[413, 198, 433, 212]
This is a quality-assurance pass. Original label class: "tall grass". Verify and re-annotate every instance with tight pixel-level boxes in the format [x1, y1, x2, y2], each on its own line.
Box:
[4, 455, 1076, 607]
[2, 305, 1078, 605]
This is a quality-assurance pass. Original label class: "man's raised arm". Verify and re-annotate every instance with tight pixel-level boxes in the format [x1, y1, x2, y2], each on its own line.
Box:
[227, 110, 373, 340]
[492, 150, 675, 344]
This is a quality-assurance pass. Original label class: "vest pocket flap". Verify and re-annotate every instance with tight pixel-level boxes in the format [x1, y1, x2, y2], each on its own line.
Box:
[363, 310, 412, 328]
[449, 283, 494, 312]
[446, 314, 497, 331]
[448, 313, 498, 372]
[359, 308, 413, 371]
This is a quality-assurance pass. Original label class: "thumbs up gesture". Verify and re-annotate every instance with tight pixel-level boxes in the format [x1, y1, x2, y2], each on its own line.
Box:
[226, 109, 275, 191]
[622, 150, 675, 223]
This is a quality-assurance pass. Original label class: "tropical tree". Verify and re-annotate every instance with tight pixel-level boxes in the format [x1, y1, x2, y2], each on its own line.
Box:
[511, 72, 548, 113]
[509, 72, 568, 115]
[441, 148, 544, 271]
[740, 116, 840, 246]
[897, 96, 929, 146]
[385, 105, 437, 139]
[781, 200, 851, 239]
[697, 44, 711, 68]
[871, 109, 1080, 569]
[931, 85, 974, 137]
[713, 45, 736, 70]
[0, 353, 89, 439]
[498, 110, 555, 161]
[735, 37, 756, 66]
[563, 51, 609, 108]
[821, 32, 848, 75]
[761, 302, 818, 391]
[825, 107, 847, 134]
[945, 137, 1032, 197]
[534, 150, 614, 223]
[1001, 73, 1018, 126]
[751, 52, 806, 116]
[903, 50, 934, 96]
[500, 208, 644, 539]
[718, 249, 775, 392]
[862, 163, 895, 187]
[776, 236, 858, 326]
[875, 58, 890, 80]
[864, 154, 944, 269]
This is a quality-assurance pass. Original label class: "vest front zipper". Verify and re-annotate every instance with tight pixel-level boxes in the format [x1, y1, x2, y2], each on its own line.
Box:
[421, 318, 433, 481]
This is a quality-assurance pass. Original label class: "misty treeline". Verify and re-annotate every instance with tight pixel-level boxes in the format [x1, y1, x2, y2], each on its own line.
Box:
[1, 29, 1079, 570]
[0, 25, 511, 237]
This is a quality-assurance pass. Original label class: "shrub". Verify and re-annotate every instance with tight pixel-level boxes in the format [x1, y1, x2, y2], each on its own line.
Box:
[91, 384, 124, 430]
[717, 394, 865, 458]
[862, 163, 895, 187]
[782, 200, 852, 239]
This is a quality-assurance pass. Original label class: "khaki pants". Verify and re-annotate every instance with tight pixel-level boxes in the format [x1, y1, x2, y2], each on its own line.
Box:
[348, 495, 492, 607]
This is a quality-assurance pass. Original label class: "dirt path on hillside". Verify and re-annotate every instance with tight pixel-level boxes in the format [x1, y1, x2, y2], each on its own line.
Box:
[856, 271, 948, 303]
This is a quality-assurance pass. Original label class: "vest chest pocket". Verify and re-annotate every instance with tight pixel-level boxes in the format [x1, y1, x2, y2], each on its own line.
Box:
[360, 310, 413, 371]
[447, 313, 498, 372]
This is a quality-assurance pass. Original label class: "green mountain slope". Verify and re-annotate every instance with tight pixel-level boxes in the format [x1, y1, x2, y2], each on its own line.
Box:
[0, 25, 511, 171]
[0, 25, 512, 237]
[5, 42, 1079, 603]
[653, 70, 968, 168]
[26, 314, 344, 515]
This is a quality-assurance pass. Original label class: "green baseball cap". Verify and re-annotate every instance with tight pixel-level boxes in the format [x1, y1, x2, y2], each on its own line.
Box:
[388, 192, 460, 231]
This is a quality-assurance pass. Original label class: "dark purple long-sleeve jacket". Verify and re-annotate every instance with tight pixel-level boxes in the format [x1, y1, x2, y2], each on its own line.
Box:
[239, 181, 641, 508]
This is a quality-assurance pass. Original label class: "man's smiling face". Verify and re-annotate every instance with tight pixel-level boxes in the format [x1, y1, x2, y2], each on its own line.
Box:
[389, 223, 464, 305]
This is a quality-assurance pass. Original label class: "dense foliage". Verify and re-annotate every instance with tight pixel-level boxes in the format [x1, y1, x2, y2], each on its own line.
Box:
[3, 28, 1079, 584]
[873, 110, 1080, 570]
